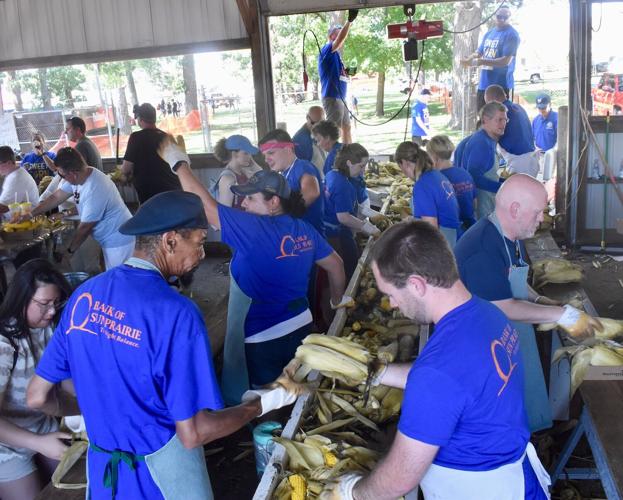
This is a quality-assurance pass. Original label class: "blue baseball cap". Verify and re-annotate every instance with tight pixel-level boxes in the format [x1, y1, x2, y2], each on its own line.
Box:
[230, 170, 291, 199]
[225, 135, 259, 155]
[420, 88, 432, 96]
[536, 94, 551, 109]
[119, 191, 209, 235]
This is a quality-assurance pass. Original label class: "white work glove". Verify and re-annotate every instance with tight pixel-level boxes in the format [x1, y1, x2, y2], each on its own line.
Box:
[358, 199, 381, 218]
[157, 135, 190, 173]
[361, 220, 381, 237]
[556, 305, 603, 341]
[370, 360, 388, 386]
[318, 472, 363, 500]
[241, 387, 297, 416]
[330, 295, 355, 310]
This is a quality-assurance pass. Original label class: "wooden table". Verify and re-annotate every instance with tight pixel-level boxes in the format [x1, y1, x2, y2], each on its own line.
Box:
[0, 223, 73, 293]
[525, 231, 623, 499]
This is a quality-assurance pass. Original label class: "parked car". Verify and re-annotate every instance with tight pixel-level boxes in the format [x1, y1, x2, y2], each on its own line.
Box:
[592, 72, 623, 115]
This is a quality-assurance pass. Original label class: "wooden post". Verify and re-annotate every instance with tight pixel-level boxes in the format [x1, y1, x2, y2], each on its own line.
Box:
[236, 0, 276, 140]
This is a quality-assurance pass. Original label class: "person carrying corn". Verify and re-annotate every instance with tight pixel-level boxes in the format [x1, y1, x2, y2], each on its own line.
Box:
[322, 220, 551, 500]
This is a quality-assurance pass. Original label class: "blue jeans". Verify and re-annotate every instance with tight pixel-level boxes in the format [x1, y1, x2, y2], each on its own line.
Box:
[245, 323, 311, 387]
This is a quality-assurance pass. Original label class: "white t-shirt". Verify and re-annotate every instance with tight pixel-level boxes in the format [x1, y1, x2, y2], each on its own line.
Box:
[40, 174, 76, 212]
[0, 168, 39, 219]
[60, 168, 134, 248]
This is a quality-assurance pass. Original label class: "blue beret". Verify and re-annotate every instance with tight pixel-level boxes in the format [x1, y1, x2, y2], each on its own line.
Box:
[119, 191, 209, 235]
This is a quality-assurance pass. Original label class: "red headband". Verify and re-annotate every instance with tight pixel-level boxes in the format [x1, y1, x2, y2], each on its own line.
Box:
[259, 142, 295, 153]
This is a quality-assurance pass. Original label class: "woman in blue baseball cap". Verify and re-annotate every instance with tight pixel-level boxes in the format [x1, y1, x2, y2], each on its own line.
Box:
[212, 135, 262, 210]
[159, 136, 348, 392]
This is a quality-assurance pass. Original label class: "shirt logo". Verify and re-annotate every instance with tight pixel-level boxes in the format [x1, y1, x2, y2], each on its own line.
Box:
[66, 292, 143, 349]
[441, 180, 455, 200]
[277, 234, 314, 259]
[490, 324, 520, 396]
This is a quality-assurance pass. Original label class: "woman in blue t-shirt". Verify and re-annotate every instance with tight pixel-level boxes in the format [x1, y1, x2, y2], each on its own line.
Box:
[21, 133, 55, 185]
[324, 143, 382, 280]
[169, 151, 348, 388]
[395, 141, 461, 248]
[312, 120, 342, 176]
[426, 135, 477, 233]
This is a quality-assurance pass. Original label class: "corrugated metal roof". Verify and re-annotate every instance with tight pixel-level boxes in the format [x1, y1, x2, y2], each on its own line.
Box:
[0, 0, 248, 70]
[261, 0, 457, 16]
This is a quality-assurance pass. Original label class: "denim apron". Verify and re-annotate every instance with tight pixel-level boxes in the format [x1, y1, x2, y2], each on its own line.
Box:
[88, 258, 214, 499]
[409, 198, 457, 249]
[488, 215, 553, 432]
[220, 274, 252, 405]
[476, 155, 501, 219]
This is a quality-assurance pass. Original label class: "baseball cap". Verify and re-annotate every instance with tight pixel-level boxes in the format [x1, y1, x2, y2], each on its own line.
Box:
[230, 170, 291, 199]
[225, 135, 259, 155]
[536, 94, 551, 109]
[136, 103, 157, 123]
[420, 89, 432, 96]
[328, 24, 343, 35]
[119, 191, 209, 235]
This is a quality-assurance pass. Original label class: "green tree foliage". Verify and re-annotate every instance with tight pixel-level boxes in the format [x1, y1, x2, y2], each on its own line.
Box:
[47, 66, 86, 108]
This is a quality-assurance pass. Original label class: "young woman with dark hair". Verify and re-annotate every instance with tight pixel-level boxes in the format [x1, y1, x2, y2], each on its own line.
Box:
[395, 141, 461, 248]
[0, 259, 77, 500]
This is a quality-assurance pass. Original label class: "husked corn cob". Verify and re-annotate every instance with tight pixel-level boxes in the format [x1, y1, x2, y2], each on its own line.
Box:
[288, 474, 307, 500]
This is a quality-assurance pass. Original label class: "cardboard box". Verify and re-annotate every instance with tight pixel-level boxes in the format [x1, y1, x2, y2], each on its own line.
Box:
[585, 365, 623, 380]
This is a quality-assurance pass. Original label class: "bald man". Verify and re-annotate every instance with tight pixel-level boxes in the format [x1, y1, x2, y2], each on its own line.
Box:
[293, 106, 327, 174]
[454, 174, 602, 432]
[484, 84, 539, 177]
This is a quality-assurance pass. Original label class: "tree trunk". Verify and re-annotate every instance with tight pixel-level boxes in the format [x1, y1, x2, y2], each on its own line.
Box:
[449, 1, 482, 132]
[182, 54, 198, 112]
[312, 79, 319, 101]
[376, 72, 385, 117]
[116, 87, 132, 135]
[38, 68, 52, 109]
[65, 88, 75, 109]
[124, 62, 139, 107]
[8, 71, 23, 111]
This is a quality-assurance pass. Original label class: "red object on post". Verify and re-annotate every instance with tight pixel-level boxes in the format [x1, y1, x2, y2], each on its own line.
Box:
[387, 20, 443, 40]
[303, 70, 309, 91]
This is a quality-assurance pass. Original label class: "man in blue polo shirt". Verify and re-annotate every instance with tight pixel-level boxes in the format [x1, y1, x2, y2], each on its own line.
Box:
[27, 191, 297, 499]
[485, 84, 538, 177]
[462, 101, 507, 219]
[462, 5, 520, 111]
[322, 220, 551, 499]
[454, 174, 603, 432]
[533, 94, 558, 181]
[318, 10, 359, 144]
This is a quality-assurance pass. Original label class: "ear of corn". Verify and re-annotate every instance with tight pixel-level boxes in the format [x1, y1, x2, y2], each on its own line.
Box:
[532, 259, 583, 288]
[295, 344, 369, 384]
[273, 437, 325, 471]
[302, 335, 372, 365]
[594, 318, 623, 340]
[288, 474, 307, 500]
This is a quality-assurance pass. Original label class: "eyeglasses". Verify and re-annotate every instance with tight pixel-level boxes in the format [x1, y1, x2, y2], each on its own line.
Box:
[31, 297, 67, 313]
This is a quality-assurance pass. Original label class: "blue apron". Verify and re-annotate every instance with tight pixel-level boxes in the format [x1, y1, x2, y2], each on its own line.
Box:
[220, 274, 252, 405]
[477, 154, 501, 219]
[488, 215, 553, 433]
[88, 258, 215, 500]
[439, 226, 457, 249]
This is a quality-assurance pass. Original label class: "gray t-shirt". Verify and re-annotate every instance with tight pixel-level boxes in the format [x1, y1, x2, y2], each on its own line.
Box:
[76, 137, 103, 171]
[60, 168, 134, 248]
[0, 326, 58, 463]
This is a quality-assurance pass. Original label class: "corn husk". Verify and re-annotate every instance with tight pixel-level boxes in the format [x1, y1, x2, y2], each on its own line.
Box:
[532, 259, 583, 288]
[52, 440, 88, 489]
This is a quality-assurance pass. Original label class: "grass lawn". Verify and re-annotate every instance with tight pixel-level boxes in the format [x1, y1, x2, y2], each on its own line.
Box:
[180, 82, 569, 156]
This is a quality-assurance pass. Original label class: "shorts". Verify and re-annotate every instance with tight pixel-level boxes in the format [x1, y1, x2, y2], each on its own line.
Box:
[0, 454, 37, 482]
[322, 97, 351, 128]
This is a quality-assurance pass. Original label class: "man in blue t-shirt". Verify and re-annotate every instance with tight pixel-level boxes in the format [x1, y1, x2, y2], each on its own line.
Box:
[322, 220, 550, 499]
[485, 84, 538, 177]
[292, 106, 326, 173]
[411, 89, 432, 145]
[27, 191, 296, 499]
[462, 5, 520, 111]
[259, 129, 324, 235]
[318, 9, 359, 144]
[454, 174, 603, 432]
[532, 94, 558, 181]
[462, 101, 507, 219]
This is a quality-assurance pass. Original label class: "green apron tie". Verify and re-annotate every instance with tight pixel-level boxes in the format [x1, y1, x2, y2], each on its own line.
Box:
[90, 443, 146, 499]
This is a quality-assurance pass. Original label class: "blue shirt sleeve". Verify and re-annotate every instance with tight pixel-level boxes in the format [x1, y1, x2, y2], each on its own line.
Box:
[399, 366, 466, 446]
[154, 305, 224, 420]
[412, 177, 438, 219]
[500, 30, 520, 57]
[218, 204, 259, 255]
[459, 248, 513, 301]
[36, 321, 71, 383]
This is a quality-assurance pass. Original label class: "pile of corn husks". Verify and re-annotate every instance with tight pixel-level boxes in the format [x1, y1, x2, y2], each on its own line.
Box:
[272, 268, 419, 499]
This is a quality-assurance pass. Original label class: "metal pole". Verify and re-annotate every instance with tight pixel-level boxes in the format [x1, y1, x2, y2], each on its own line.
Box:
[601, 113, 610, 251]
[94, 65, 114, 157]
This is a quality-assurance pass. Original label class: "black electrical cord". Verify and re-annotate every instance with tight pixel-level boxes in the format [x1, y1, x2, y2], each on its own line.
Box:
[303, 29, 426, 128]
[441, 1, 506, 35]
